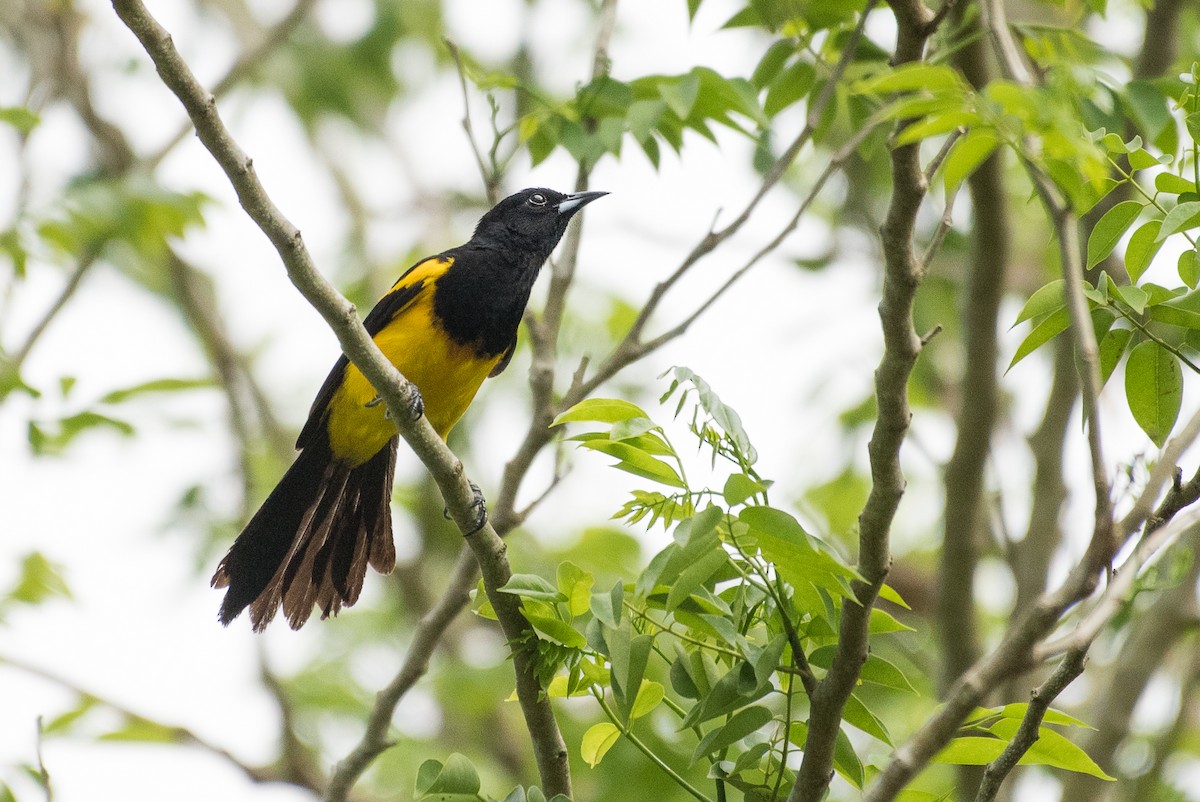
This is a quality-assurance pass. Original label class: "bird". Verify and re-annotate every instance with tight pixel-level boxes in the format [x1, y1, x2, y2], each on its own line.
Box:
[211, 187, 607, 631]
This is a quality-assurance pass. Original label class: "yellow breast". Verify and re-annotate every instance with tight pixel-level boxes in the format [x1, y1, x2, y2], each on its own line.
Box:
[324, 289, 501, 465]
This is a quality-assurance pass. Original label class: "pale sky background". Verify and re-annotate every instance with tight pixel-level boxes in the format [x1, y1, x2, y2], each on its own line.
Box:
[0, 1, 1180, 800]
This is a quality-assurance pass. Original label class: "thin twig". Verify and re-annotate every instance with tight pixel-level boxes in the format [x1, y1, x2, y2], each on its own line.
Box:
[0, 653, 299, 790]
[972, 649, 1088, 802]
[1035, 506, 1200, 661]
[7, 246, 100, 373]
[327, 549, 478, 801]
[593, 690, 715, 802]
[35, 716, 52, 802]
[445, 39, 499, 203]
[145, 0, 320, 169]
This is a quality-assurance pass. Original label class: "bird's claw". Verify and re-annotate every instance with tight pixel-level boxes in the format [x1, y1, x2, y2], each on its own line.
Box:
[444, 482, 488, 536]
[364, 387, 425, 422]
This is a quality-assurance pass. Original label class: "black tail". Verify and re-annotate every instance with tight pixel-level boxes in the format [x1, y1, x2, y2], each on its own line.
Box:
[212, 436, 398, 631]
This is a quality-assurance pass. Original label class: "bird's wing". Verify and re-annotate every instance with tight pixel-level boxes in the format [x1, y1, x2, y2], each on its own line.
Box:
[295, 255, 453, 450]
[488, 336, 517, 377]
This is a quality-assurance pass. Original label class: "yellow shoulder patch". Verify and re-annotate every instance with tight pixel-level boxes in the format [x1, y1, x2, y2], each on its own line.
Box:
[389, 254, 454, 294]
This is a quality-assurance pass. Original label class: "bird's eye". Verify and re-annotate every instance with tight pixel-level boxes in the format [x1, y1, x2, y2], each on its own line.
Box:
[528, 193, 547, 207]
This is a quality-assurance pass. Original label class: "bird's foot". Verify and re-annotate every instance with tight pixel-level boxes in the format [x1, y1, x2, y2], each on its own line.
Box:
[365, 387, 424, 422]
[444, 482, 488, 536]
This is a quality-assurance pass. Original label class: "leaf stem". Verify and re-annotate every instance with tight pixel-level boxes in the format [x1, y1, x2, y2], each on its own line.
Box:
[1111, 299, 1200, 375]
[593, 691, 715, 802]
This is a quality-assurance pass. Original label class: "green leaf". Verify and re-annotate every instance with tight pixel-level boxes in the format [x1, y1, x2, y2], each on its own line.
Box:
[556, 561, 594, 618]
[1125, 339, 1182, 447]
[933, 735, 1007, 766]
[723, 473, 768, 506]
[843, 692, 893, 745]
[764, 60, 817, 117]
[943, 128, 999, 192]
[1127, 148, 1158, 171]
[857, 63, 964, 95]
[683, 662, 770, 727]
[659, 73, 701, 119]
[607, 625, 653, 723]
[1098, 328, 1132, 387]
[99, 717, 180, 743]
[98, 377, 213, 405]
[751, 40, 794, 89]
[499, 574, 562, 602]
[6, 552, 72, 606]
[1008, 308, 1071, 371]
[553, 398, 650, 426]
[1013, 280, 1067, 326]
[42, 696, 98, 734]
[988, 718, 1114, 779]
[878, 582, 911, 609]
[1124, 220, 1163, 283]
[1181, 248, 1200, 289]
[1126, 79, 1173, 142]
[667, 367, 757, 463]
[1155, 173, 1196, 195]
[665, 548, 729, 611]
[740, 507, 858, 599]
[591, 580, 624, 628]
[415, 753, 483, 800]
[1157, 201, 1200, 240]
[751, 633, 788, 685]
[1115, 284, 1149, 314]
[0, 106, 40, 134]
[526, 614, 587, 648]
[807, 645, 917, 693]
[630, 679, 666, 719]
[995, 703, 1093, 730]
[1086, 200, 1143, 268]
[895, 111, 981, 147]
[673, 505, 724, 548]
[607, 417, 656, 444]
[577, 439, 686, 488]
[581, 722, 621, 768]
[1148, 303, 1200, 329]
[692, 705, 773, 764]
[1100, 131, 1127, 153]
[869, 608, 916, 634]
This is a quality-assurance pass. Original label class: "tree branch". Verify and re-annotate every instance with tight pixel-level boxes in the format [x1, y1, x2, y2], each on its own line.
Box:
[110, 1, 572, 796]
[326, 549, 478, 802]
[789, 2, 938, 799]
[145, 0, 320, 169]
[972, 649, 1088, 802]
[1059, 523, 1200, 802]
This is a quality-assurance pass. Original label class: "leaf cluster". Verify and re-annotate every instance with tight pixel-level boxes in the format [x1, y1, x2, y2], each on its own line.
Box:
[1011, 65, 1200, 446]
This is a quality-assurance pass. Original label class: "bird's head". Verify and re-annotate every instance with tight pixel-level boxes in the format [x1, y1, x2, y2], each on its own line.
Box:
[471, 188, 608, 260]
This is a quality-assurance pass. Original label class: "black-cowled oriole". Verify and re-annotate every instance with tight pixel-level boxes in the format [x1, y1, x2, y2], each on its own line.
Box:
[212, 188, 606, 630]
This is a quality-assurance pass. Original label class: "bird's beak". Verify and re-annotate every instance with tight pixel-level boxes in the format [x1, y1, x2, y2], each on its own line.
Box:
[557, 190, 609, 215]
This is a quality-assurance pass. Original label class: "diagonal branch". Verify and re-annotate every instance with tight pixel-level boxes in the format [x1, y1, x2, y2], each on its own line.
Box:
[326, 549, 478, 801]
[972, 649, 1088, 802]
[109, 1, 572, 797]
[144, 0, 320, 169]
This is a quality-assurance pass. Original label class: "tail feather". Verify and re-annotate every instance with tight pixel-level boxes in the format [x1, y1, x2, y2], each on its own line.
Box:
[212, 436, 398, 631]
